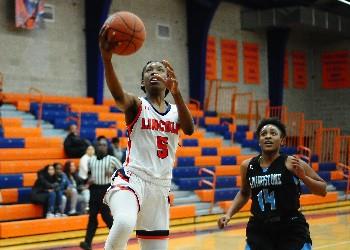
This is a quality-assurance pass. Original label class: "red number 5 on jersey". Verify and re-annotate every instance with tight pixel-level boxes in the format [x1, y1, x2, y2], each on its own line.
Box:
[156, 136, 169, 159]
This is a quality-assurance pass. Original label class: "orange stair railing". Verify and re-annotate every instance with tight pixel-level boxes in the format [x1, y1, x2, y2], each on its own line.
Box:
[231, 92, 253, 125]
[285, 112, 305, 149]
[315, 128, 341, 163]
[198, 168, 217, 213]
[267, 105, 288, 123]
[303, 120, 323, 156]
[248, 99, 269, 131]
[335, 136, 350, 166]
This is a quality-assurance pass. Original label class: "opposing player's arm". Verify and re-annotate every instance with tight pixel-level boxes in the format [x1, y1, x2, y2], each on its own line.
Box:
[218, 159, 251, 229]
[289, 156, 327, 197]
[162, 60, 194, 135]
[99, 26, 141, 115]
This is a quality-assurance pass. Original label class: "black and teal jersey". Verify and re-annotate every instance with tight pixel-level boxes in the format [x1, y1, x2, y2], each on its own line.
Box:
[246, 154, 301, 218]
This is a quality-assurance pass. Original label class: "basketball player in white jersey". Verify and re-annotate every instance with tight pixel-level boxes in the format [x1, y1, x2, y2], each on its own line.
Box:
[99, 26, 194, 250]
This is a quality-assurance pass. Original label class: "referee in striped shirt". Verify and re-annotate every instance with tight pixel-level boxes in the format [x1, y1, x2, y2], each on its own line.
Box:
[80, 136, 122, 250]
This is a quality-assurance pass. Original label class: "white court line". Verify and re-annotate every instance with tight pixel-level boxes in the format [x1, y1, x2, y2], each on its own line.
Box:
[314, 241, 350, 249]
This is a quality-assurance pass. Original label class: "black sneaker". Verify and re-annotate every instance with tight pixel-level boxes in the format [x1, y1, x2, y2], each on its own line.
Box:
[79, 241, 92, 250]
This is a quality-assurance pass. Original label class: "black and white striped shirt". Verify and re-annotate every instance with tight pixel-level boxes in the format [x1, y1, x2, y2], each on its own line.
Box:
[88, 155, 122, 185]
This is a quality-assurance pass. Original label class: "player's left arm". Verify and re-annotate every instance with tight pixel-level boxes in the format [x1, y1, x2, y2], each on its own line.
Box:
[289, 156, 327, 197]
[162, 60, 194, 135]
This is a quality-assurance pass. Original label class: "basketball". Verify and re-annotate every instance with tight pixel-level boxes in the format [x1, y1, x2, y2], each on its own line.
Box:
[103, 11, 146, 56]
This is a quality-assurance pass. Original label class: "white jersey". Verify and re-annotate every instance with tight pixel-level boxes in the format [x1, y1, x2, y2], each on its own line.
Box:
[123, 97, 180, 187]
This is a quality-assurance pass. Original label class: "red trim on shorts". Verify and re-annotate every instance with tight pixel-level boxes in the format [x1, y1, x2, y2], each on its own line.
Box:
[118, 172, 129, 182]
[125, 102, 142, 166]
[119, 186, 141, 212]
[136, 235, 170, 240]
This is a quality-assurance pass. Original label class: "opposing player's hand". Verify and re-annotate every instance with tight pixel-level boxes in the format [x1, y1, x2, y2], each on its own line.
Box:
[99, 25, 115, 61]
[291, 156, 306, 180]
[217, 215, 230, 229]
[162, 60, 179, 95]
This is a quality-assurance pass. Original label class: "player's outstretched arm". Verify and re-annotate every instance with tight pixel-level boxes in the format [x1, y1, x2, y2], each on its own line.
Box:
[289, 156, 327, 197]
[162, 60, 194, 135]
[218, 159, 251, 229]
[99, 26, 140, 113]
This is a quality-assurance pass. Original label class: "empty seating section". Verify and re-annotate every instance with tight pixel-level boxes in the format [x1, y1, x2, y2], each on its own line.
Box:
[0, 93, 347, 239]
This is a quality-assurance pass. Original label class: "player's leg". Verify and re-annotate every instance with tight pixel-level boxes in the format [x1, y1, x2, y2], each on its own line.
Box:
[137, 184, 170, 250]
[245, 220, 275, 250]
[104, 189, 139, 250]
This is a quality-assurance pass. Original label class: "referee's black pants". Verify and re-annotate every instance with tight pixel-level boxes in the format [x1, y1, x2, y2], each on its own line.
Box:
[84, 184, 113, 245]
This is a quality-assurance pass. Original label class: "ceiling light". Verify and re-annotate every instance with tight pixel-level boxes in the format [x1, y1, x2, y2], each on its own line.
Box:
[338, 0, 350, 6]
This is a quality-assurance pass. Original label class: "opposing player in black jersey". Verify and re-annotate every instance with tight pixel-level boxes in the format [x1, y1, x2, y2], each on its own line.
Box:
[218, 118, 327, 250]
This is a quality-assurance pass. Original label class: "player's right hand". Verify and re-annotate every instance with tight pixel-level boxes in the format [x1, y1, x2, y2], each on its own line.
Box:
[217, 215, 230, 229]
[99, 25, 114, 61]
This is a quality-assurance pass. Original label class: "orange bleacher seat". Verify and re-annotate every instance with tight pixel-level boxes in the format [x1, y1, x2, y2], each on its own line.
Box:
[103, 99, 116, 106]
[195, 190, 214, 202]
[98, 112, 125, 122]
[0, 159, 80, 174]
[330, 170, 344, 180]
[218, 200, 251, 213]
[70, 104, 109, 113]
[16, 101, 30, 112]
[246, 131, 254, 140]
[204, 117, 220, 125]
[300, 192, 338, 205]
[0, 204, 43, 222]
[311, 163, 319, 171]
[3, 127, 41, 138]
[1, 118, 22, 127]
[0, 205, 194, 238]
[180, 129, 205, 139]
[176, 147, 201, 157]
[217, 146, 241, 156]
[197, 138, 222, 147]
[0, 148, 65, 161]
[170, 205, 195, 220]
[0, 189, 18, 204]
[96, 128, 118, 138]
[3, 92, 93, 105]
[190, 110, 204, 118]
[236, 155, 255, 165]
[25, 137, 62, 148]
[23, 173, 37, 187]
[195, 156, 221, 166]
[215, 165, 240, 176]
[119, 137, 128, 148]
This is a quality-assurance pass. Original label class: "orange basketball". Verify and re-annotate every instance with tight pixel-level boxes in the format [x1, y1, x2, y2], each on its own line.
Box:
[103, 11, 146, 56]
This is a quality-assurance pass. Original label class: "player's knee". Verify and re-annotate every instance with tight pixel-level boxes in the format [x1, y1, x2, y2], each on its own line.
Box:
[114, 214, 135, 234]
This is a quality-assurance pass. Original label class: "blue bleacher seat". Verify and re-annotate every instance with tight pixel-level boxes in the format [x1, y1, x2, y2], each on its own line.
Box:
[237, 125, 249, 132]
[80, 113, 98, 121]
[331, 180, 347, 190]
[176, 157, 195, 167]
[300, 184, 310, 194]
[0, 128, 3, 137]
[221, 156, 236, 165]
[54, 118, 76, 129]
[204, 111, 217, 117]
[317, 171, 331, 182]
[110, 106, 122, 113]
[0, 138, 25, 148]
[318, 163, 336, 171]
[174, 177, 213, 190]
[18, 188, 33, 203]
[234, 132, 246, 143]
[311, 154, 319, 163]
[80, 129, 96, 141]
[172, 166, 215, 179]
[0, 174, 23, 188]
[220, 117, 233, 124]
[216, 176, 237, 188]
[182, 139, 198, 147]
[280, 147, 297, 155]
[214, 188, 240, 202]
[202, 147, 217, 156]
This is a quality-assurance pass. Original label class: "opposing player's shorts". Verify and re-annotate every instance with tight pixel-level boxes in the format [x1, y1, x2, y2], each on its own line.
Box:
[104, 168, 170, 240]
[246, 213, 312, 250]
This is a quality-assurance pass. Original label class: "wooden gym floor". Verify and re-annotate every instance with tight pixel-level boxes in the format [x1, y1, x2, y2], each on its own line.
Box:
[1, 202, 349, 250]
